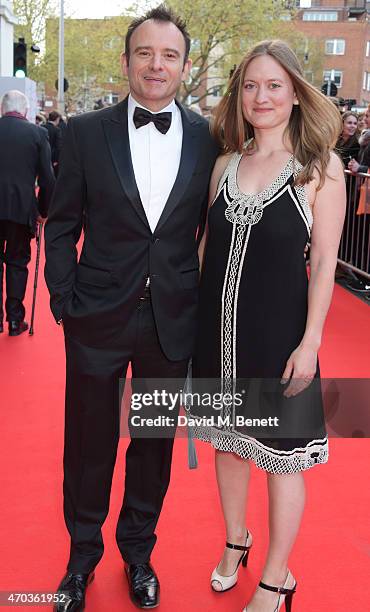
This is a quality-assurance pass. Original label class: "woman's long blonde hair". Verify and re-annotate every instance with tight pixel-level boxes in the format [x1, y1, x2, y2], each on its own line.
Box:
[212, 40, 342, 189]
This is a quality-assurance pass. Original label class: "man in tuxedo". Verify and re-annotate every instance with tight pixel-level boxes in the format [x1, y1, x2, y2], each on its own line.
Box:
[45, 5, 217, 611]
[0, 90, 55, 336]
[43, 111, 62, 176]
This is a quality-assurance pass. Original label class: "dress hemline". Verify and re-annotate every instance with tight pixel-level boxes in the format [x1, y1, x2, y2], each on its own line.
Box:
[191, 425, 329, 474]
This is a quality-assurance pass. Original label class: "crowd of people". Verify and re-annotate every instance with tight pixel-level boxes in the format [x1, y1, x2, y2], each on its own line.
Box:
[335, 107, 370, 293]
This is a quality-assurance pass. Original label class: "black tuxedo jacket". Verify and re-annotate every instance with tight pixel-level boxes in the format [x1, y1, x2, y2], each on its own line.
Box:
[44, 98, 218, 360]
[0, 115, 55, 232]
[43, 122, 62, 165]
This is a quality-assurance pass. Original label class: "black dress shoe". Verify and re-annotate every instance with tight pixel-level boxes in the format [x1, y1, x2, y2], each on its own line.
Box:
[125, 563, 160, 609]
[53, 572, 94, 612]
[8, 320, 28, 336]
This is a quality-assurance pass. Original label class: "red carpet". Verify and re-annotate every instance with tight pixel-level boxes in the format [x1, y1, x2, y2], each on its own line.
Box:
[0, 243, 369, 611]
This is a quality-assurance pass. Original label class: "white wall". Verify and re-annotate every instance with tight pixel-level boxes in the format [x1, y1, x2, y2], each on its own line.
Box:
[0, 76, 37, 123]
[0, 1, 18, 77]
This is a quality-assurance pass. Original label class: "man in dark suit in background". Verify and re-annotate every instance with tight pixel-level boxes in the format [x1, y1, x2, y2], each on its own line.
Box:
[44, 111, 62, 176]
[0, 90, 55, 336]
[45, 4, 217, 611]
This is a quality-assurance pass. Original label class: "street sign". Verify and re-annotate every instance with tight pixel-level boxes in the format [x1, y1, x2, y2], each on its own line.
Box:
[321, 81, 338, 97]
[55, 78, 69, 92]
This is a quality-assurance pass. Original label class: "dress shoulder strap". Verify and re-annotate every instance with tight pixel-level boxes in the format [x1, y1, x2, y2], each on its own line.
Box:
[213, 152, 241, 203]
[213, 139, 256, 203]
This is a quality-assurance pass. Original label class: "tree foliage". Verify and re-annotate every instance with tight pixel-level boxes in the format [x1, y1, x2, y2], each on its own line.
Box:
[40, 16, 129, 111]
[137, 0, 323, 105]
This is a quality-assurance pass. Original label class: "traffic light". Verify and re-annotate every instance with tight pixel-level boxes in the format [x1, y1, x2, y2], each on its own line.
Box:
[13, 38, 27, 78]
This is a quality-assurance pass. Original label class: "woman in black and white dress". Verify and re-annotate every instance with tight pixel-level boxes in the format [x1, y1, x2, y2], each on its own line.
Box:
[189, 40, 345, 611]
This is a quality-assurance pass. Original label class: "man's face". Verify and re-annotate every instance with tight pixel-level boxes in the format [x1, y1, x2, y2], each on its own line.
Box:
[121, 19, 191, 111]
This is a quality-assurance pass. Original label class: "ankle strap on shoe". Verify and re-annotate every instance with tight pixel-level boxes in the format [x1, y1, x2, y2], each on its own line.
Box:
[258, 581, 296, 595]
[226, 531, 250, 551]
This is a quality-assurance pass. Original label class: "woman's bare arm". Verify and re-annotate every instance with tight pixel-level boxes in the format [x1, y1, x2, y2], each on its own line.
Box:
[282, 152, 346, 396]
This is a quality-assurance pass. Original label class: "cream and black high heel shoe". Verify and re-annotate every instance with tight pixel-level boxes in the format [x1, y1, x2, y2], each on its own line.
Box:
[211, 530, 253, 593]
[243, 569, 297, 612]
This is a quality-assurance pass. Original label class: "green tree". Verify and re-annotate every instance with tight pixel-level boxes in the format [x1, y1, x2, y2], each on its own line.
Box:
[41, 16, 129, 111]
[13, 0, 57, 80]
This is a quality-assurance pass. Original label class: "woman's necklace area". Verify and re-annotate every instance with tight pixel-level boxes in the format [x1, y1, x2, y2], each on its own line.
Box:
[224, 140, 294, 227]
[224, 138, 265, 226]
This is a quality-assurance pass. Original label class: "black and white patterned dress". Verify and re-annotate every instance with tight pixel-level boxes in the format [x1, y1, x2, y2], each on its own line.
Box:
[189, 150, 328, 474]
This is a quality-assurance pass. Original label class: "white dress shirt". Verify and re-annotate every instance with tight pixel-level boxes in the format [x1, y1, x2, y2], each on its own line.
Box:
[127, 94, 183, 233]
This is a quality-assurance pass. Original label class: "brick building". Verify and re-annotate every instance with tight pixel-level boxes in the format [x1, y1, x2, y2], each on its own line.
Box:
[294, 0, 370, 106]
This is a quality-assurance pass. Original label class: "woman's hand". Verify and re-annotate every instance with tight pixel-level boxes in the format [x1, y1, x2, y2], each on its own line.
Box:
[348, 158, 360, 173]
[280, 343, 318, 398]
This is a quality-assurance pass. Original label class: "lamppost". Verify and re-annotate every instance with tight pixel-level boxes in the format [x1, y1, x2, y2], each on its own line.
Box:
[57, 0, 64, 114]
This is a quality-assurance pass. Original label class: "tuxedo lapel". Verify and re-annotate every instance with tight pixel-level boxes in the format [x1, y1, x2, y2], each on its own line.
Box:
[155, 103, 202, 232]
[102, 98, 150, 230]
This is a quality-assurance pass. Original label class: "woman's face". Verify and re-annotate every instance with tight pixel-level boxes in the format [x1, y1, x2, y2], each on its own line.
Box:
[358, 114, 366, 131]
[342, 114, 358, 138]
[365, 110, 370, 129]
[241, 54, 297, 132]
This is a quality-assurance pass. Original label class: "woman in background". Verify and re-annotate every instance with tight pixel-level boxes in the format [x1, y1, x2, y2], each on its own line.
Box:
[357, 111, 367, 133]
[336, 111, 359, 167]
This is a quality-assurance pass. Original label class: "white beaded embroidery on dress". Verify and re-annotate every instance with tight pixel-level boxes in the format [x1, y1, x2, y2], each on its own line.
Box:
[223, 151, 312, 230]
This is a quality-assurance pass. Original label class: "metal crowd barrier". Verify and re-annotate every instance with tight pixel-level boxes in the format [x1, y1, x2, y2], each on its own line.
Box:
[338, 170, 370, 280]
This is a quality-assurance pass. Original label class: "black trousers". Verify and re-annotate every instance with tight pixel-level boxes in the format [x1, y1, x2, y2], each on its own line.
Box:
[0, 220, 31, 323]
[63, 297, 188, 573]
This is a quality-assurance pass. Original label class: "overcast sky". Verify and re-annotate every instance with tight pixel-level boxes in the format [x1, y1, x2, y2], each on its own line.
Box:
[64, 0, 157, 19]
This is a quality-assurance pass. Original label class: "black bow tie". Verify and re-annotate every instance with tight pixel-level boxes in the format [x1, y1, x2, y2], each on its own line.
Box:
[133, 107, 172, 134]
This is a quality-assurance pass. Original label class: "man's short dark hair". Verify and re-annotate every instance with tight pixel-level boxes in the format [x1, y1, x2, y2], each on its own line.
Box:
[125, 3, 191, 64]
[49, 111, 61, 122]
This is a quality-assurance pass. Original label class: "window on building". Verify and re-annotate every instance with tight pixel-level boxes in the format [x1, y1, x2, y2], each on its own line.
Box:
[212, 86, 223, 97]
[286, 0, 311, 6]
[323, 70, 343, 88]
[363, 72, 370, 92]
[325, 39, 345, 55]
[186, 66, 200, 86]
[303, 12, 338, 21]
[366, 41, 370, 57]
[104, 93, 119, 105]
[103, 37, 121, 50]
